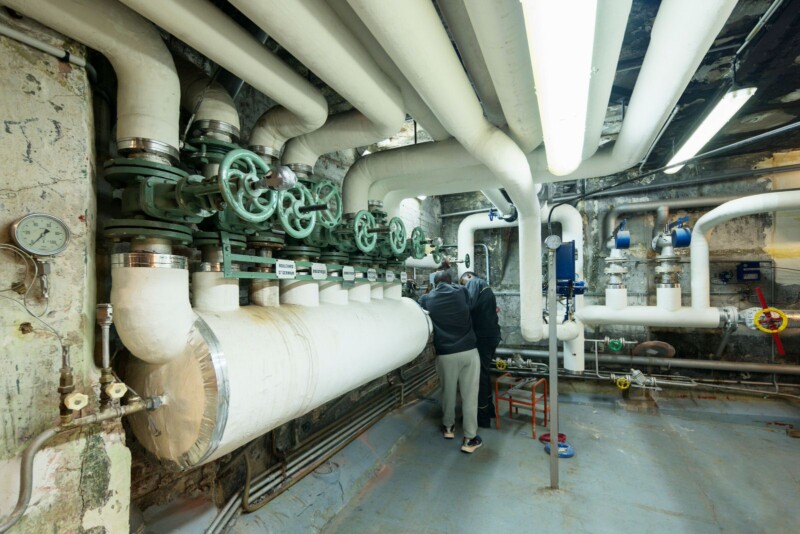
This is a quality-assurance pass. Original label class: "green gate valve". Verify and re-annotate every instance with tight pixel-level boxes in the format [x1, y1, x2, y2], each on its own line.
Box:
[312, 179, 343, 229]
[278, 182, 317, 239]
[608, 339, 624, 352]
[430, 237, 444, 264]
[388, 217, 408, 255]
[410, 226, 426, 260]
[218, 148, 278, 223]
[353, 209, 378, 253]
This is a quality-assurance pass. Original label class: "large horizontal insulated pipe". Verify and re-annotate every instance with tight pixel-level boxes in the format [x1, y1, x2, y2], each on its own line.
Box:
[577, 305, 724, 328]
[462, 0, 542, 152]
[4, 0, 180, 158]
[349, 0, 542, 341]
[691, 190, 800, 309]
[175, 61, 240, 141]
[232, 0, 405, 167]
[121, 0, 327, 155]
[113, 260, 430, 469]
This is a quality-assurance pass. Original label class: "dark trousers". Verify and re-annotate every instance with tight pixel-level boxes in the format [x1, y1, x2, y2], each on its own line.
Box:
[476, 338, 500, 425]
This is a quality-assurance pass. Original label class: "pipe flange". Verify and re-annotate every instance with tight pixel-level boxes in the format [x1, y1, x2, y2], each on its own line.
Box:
[287, 163, 313, 178]
[248, 232, 286, 249]
[654, 264, 682, 274]
[280, 245, 321, 262]
[193, 231, 247, 249]
[111, 252, 187, 270]
[117, 137, 180, 164]
[191, 119, 240, 143]
[319, 252, 350, 265]
[104, 218, 193, 245]
[719, 306, 739, 328]
[248, 145, 282, 160]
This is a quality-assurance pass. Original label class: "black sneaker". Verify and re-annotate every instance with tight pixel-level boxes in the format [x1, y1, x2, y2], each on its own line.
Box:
[461, 436, 483, 453]
[441, 425, 455, 439]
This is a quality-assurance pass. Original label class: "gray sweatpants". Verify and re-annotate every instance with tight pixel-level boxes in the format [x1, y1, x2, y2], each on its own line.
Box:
[436, 348, 480, 439]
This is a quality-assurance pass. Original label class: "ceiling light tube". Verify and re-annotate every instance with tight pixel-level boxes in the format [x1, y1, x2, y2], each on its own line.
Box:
[522, 0, 598, 176]
[664, 87, 757, 174]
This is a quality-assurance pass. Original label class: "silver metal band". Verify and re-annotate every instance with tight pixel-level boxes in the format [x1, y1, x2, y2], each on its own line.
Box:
[117, 137, 180, 162]
[287, 163, 313, 176]
[111, 252, 187, 270]
[248, 144, 282, 159]
[192, 119, 241, 143]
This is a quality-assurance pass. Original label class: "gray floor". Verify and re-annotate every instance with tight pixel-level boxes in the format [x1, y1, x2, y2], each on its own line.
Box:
[234, 389, 800, 533]
[328, 392, 799, 533]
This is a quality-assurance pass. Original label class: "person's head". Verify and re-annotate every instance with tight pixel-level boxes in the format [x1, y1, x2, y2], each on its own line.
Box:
[433, 270, 453, 287]
[459, 271, 477, 285]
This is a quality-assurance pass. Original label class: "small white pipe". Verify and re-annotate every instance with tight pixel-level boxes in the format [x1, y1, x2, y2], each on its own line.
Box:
[384, 284, 402, 300]
[250, 280, 280, 307]
[404, 256, 440, 269]
[319, 281, 349, 305]
[233, 0, 405, 159]
[5, 0, 180, 153]
[280, 280, 320, 307]
[193, 272, 240, 313]
[657, 286, 682, 311]
[691, 190, 800, 309]
[480, 189, 513, 216]
[577, 305, 723, 328]
[462, 0, 543, 152]
[606, 287, 628, 310]
[457, 213, 516, 276]
[348, 283, 372, 304]
[370, 284, 384, 301]
[0, 22, 90, 71]
[121, 0, 328, 155]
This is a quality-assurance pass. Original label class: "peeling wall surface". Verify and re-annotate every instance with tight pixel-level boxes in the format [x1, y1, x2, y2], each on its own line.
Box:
[0, 14, 129, 533]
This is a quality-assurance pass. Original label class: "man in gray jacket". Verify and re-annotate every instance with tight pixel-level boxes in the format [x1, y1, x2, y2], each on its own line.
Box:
[419, 270, 483, 453]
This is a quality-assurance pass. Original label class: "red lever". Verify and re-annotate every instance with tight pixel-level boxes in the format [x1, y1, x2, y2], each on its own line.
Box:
[754, 287, 785, 356]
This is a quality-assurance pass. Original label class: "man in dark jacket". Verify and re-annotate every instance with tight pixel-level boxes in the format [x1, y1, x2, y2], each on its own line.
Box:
[460, 272, 501, 428]
[419, 270, 483, 453]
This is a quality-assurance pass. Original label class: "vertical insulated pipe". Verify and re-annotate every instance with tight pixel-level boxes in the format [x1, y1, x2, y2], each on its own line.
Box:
[3, 0, 181, 157]
[347, 0, 543, 341]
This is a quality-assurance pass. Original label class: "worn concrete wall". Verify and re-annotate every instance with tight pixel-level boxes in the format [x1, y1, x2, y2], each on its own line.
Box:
[0, 13, 130, 534]
[440, 151, 800, 360]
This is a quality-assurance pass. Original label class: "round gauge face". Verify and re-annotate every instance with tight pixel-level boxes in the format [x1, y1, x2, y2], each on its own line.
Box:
[11, 213, 71, 256]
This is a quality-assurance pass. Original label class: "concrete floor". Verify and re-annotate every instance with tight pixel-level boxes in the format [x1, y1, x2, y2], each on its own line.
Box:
[234, 389, 800, 533]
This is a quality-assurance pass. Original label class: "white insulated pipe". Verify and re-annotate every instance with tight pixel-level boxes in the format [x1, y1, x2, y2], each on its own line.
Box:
[359, 0, 738, 188]
[457, 214, 517, 277]
[120, 0, 328, 155]
[4, 0, 180, 155]
[436, 0, 505, 127]
[111, 266, 195, 365]
[175, 61, 240, 140]
[691, 190, 800, 309]
[349, 0, 542, 342]
[462, 0, 542, 152]
[326, 0, 451, 142]
[481, 190, 514, 217]
[577, 306, 723, 328]
[232, 0, 405, 166]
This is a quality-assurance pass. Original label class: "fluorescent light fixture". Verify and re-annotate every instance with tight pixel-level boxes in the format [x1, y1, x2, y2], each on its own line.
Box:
[664, 87, 757, 174]
[522, 0, 598, 176]
[416, 195, 427, 200]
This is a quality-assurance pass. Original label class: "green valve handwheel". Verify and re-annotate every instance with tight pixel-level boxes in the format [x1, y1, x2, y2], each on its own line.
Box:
[218, 148, 278, 223]
[410, 226, 426, 260]
[278, 182, 317, 239]
[608, 339, 624, 352]
[313, 179, 343, 229]
[354, 209, 377, 253]
[388, 217, 407, 255]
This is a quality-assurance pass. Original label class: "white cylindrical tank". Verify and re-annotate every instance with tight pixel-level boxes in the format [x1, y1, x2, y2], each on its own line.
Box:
[125, 298, 430, 469]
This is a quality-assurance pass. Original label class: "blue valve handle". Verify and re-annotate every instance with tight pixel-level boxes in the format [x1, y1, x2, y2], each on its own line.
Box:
[666, 215, 690, 231]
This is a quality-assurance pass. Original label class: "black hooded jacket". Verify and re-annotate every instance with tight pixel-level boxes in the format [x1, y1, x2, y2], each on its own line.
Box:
[465, 278, 501, 342]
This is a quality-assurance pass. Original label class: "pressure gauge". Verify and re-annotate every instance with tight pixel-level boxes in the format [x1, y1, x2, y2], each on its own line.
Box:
[11, 213, 71, 256]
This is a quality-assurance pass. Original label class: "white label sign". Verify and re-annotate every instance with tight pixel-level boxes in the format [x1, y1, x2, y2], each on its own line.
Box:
[385, 271, 395, 283]
[342, 266, 356, 282]
[367, 268, 378, 282]
[311, 263, 327, 280]
[276, 259, 296, 279]
[400, 272, 408, 284]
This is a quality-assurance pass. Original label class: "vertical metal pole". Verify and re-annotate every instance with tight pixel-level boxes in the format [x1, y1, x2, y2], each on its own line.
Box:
[545, 235, 561, 489]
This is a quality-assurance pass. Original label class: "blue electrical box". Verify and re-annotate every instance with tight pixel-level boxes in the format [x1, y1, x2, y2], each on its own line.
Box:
[736, 262, 761, 282]
[555, 241, 586, 296]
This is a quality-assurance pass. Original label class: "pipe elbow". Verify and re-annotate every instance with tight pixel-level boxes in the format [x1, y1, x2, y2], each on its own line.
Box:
[111, 264, 196, 365]
[176, 60, 240, 139]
